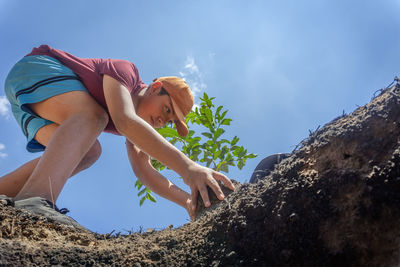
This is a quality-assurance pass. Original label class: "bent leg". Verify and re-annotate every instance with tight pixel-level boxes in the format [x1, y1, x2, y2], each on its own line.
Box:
[33, 122, 103, 175]
[0, 157, 40, 198]
[0, 123, 103, 198]
[14, 91, 108, 202]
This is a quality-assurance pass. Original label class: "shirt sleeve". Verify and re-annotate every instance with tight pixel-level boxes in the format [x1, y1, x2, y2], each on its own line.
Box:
[99, 59, 140, 93]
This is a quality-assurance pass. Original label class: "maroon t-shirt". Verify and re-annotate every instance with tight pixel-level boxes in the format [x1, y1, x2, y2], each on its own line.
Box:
[26, 45, 147, 135]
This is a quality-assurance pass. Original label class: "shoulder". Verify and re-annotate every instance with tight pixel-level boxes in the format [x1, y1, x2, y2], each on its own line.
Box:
[99, 59, 141, 92]
[102, 59, 138, 74]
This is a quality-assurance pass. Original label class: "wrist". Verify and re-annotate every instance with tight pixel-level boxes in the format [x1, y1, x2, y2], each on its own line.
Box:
[176, 154, 196, 180]
[175, 189, 191, 208]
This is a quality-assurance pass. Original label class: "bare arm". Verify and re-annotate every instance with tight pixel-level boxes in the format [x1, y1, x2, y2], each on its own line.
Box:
[103, 76, 190, 175]
[103, 75, 235, 209]
[125, 140, 195, 220]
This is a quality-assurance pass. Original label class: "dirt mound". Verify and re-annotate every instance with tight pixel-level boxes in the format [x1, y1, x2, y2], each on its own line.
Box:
[1, 79, 400, 266]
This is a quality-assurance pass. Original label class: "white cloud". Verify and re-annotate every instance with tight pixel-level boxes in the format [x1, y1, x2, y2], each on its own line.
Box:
[178, 56, 206, 100]
[0, 96, 11, 119]
[184, 57, 199, 74]
[192, 103, 200, 111]
[0, 143, 7, 159]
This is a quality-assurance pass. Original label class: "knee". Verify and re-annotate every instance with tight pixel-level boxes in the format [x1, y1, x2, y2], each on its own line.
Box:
[65, 105, 109, 131]
[77, 140, 102, 171]
[86, 108, 109, 130]
[85, 140, 102, 166]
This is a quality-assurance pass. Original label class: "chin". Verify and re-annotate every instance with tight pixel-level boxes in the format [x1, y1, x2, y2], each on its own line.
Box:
[147, 117, 155, 128]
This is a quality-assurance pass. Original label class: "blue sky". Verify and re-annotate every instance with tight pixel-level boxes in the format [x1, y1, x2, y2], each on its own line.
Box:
[0, 0, 399, 233]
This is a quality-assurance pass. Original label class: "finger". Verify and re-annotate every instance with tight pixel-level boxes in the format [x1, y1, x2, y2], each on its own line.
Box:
[187, 204, 194, 221]
[190, 209, 195, 221]
[190, 187, 198, 211]
[213, 172, 235, 190]
[185, 200, 193, 221]
[207, 176, 225, 201]
[199, 186, 211, 207]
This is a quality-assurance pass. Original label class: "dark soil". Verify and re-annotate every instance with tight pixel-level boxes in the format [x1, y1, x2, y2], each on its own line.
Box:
[1, 79, 400, 266]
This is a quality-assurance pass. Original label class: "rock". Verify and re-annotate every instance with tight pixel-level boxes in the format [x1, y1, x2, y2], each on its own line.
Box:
[0, 195, 14, 207]
[145, 228, 155, 234]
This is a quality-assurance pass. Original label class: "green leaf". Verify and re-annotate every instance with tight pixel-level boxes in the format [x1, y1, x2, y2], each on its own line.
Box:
[238, 160, 244, 170]
[190, 143, 201, 150]
[246, 153, 258, 159]
[220, 139, 230, 144]
[220, 163, 229, 173]
[221, 119, 232, 126]
[139, 196, 146, 206]
[204, 108, 213, 124]
[220, 110, 228, 120]
[138, 188, 146, 196]
[185, 112, 196, 123]
[214, 128, 225, 139]
[206, 158, 213, 167]
[238, 148, 246, 158]
[157, 127, 180, 138]
[135, 180, 143, 190]
[231, 136, 240, 146]
[206, 98, 213, 108]
[216, 106, 223, 120]
[147, 193, 157, 202]
[206, 140, 214, 147]
[201, 132, 213, 139]
[213, 150, 221, 160]
[232, 146, 242, 157]
[219, 146, 229, 159]
[191, 137, 202, 143]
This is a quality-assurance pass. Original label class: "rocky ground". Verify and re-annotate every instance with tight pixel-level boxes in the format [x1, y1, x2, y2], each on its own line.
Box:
[1, 78, 400, 266]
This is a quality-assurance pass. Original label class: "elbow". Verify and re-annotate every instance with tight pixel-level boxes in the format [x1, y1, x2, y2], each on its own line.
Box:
[135, 172, 152, 190]
[113, 117, 127, 135]
[115, 114, 150, 138]
[131, 164, 147, 184]
[130, 159, 152, 184]
[113, 114, 136, 136]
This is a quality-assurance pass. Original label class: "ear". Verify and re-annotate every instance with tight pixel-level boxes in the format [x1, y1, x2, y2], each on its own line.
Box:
[149, 81, 162, 95]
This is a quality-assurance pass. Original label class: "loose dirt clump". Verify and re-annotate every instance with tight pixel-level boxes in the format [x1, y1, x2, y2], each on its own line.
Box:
[1, 79, 400, 266]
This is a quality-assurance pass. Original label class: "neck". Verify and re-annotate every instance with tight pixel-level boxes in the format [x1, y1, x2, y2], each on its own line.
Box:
[133, 86, 149, 109]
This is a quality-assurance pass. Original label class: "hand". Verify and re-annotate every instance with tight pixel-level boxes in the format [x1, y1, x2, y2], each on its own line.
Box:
[183, 163, 235, 211]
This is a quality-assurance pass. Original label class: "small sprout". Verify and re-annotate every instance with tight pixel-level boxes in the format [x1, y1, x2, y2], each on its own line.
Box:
[134, 93, 257, 205]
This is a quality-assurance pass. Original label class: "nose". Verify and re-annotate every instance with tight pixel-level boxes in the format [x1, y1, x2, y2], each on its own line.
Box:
[156, 117, 165, 128]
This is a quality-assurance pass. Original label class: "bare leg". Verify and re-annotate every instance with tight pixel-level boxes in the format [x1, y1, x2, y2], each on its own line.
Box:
[12, 91, 108, 202]
[0, 137, 101, 198]
[0, 157, 40, 198]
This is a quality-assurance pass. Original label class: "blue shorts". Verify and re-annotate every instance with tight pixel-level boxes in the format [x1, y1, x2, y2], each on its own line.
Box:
[4, 55, 88, 153]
